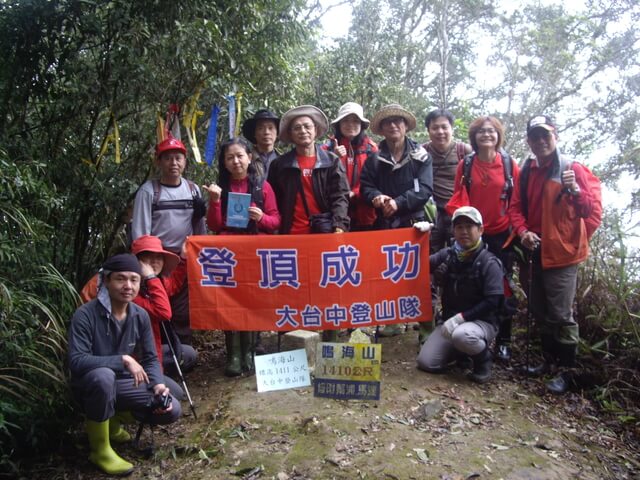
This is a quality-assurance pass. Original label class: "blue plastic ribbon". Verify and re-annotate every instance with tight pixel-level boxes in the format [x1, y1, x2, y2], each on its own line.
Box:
[204, 104, 220, 166]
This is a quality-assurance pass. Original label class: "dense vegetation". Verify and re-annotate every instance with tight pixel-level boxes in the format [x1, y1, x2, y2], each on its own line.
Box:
[0, 0, 638, 474]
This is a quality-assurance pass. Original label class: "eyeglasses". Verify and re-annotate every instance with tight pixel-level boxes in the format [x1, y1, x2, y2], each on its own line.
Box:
[528, 130, 552, 141]
[381, 116, 405, 126]
[291, 122, 315, 133]
[477, 128, 497, 135]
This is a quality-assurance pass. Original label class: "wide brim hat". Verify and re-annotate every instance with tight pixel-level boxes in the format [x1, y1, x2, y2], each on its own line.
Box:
[241, 109, 280, 145]
[279, 105, 329, 144]
[370, 104, 417, 136]
[331, 102, 370, 129]
[131, 235, 180, 276]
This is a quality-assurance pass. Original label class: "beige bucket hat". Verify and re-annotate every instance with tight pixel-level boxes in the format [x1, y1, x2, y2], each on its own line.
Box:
[370, 104, 417, 135]
[279, 105, 329, 144]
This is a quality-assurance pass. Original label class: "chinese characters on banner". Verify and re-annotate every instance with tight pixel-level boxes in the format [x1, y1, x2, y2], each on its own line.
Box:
[314, 342, 382, 401]
[186, 228, 431, 331]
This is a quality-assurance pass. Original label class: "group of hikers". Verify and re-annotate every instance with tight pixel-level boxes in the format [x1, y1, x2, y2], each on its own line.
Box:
[67, 102, 602, 475]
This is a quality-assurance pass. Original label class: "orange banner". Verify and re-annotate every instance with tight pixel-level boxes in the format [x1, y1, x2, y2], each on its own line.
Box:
[187, 228, 431, 331]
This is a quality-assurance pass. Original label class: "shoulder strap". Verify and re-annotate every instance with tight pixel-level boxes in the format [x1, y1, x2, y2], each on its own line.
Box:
[499, 149, 514, 204]
[462, 154, 473, 192]
[520, 158, 532, 220]
[186, 179, 199, 198]
[152, 179, 161, 209]
[251, 176, 265, 210]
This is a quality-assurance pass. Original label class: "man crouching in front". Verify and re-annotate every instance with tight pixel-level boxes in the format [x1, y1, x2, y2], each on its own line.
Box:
[417, 206, 504, 384]
[68, 254, 181, 475]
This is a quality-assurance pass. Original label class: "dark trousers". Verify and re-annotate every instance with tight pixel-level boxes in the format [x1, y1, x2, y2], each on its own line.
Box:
[72, 367, 182, 424]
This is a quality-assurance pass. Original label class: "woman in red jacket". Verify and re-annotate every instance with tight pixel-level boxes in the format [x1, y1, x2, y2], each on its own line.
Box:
[325, 102, 378, 231]
[203, 137, 281, 376]
[448, 116, 520, 361]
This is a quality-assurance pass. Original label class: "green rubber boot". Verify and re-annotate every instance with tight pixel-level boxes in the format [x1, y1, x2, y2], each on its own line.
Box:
[86, 419, 134, 476]
[109, 411, 133, 443]
[240, 331, 256, 374]
[225, 331, 242, 377]
[417, 322, 431, 345]
[321, 330, 338, 342]
[378, 324, 403, 337]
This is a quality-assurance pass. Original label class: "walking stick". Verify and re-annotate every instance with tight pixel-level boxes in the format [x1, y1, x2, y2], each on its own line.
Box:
[525, 249, 534, 374]
[161, 322, 197, 419]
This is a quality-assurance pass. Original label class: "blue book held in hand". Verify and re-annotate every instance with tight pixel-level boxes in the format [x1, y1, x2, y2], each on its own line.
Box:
[226, 192, 251, 228]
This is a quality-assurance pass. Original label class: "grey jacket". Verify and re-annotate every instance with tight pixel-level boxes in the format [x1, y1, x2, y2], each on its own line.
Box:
[68, 297, 163, 386]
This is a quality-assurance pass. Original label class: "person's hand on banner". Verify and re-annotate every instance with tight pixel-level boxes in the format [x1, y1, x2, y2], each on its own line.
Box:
[413, 222, 433, 233]
[441, 313, 464, 339]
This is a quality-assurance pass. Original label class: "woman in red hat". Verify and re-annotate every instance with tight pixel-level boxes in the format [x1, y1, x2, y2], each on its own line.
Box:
[80, 235, 196, 376]
[203, 137, 280, 376]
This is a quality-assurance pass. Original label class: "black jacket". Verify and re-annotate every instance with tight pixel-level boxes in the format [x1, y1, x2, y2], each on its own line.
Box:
[68, 298, 163, 386]
[430, 245, 504, 328]
[360, 137, 433, 228]
[267, 146, 350, 234]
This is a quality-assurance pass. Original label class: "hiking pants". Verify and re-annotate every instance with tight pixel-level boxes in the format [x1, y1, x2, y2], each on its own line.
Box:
[72, 367, 182, 424]
[417, 321, 497, 372]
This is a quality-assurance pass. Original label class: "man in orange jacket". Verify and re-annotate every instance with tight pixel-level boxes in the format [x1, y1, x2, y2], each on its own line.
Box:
[508, 115, 602, 394]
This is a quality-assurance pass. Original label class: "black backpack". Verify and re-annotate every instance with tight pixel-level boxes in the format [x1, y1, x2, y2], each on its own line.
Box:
[461, 149, 515, 210]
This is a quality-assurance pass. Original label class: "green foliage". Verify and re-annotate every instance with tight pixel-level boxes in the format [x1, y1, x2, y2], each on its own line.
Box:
[0, 0, 308, 472]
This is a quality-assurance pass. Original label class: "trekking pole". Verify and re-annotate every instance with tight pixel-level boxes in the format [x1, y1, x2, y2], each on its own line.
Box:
[160, 322, 197, 419]
[525, 249, 534, 374]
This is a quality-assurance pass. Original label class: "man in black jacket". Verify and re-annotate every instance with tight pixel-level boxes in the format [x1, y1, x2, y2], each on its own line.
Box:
[416, 207, 504, 383]
[68, 254, 181, 475]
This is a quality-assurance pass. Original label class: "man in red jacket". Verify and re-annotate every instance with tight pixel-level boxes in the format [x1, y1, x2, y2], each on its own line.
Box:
[508, 115, 602, 394]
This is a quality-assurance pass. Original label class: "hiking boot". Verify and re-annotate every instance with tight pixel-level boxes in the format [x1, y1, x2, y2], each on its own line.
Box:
[496, 343, 512, 362]
[378, 324, 403, 337]
[523, 361, 551, 377]
[455, 352, 473, 370]
[224, 332, 242, 377]
[240, 332, 256, 374]
[468, 348, 493, 384]
[546, 371, 572, 394]
[321, 330, 338, 342]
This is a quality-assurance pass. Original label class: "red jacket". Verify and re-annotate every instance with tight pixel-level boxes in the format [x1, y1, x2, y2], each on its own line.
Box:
[509, 152, 600, 269]
[323, 136, 378, 228]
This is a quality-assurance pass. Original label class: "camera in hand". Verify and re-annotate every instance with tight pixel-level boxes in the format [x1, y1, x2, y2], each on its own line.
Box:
[147, 393, 172, 411]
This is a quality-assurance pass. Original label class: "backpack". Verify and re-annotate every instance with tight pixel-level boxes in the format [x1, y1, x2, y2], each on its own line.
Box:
[461, 149, 514, 207]
[125, 179, 205, 247]
[435, 247, 516, 324]
[519, 157, 602, 239]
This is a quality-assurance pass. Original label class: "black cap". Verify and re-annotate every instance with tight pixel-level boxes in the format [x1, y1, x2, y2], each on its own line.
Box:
[526, 115, 556, 135]
[241, 109, 280, 144]
[102, 253, 141, 276]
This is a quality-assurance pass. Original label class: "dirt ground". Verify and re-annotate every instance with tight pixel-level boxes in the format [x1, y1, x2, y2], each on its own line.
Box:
[25, 328, 640, 480]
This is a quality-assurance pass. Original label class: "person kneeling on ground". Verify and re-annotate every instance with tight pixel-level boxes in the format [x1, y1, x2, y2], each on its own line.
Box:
[69, 254, 181, 475]
[416, 206, 504, 383]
